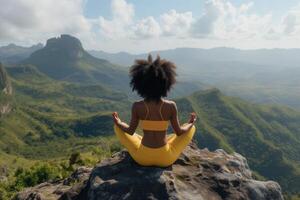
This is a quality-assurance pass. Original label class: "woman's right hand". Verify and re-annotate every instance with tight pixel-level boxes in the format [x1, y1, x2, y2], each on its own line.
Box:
[188, 112, 197, 124]
[112, 112, 121, 125]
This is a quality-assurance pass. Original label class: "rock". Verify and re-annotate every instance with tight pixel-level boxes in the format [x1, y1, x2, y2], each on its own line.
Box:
[15, 142, 284, 200]
[0, 63, 12, 95]
[43, 34, 84, 60]
[0, 165, 8, 181]
[0, 62, 12, 117]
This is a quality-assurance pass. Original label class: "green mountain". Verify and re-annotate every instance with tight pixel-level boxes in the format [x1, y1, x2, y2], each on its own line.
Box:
[2, 61, 300, 195]
[176, 88, 300, 194]
[0, 64, 130, 159]
[22, 34, 129, 92]
[3, 63, 300, 195]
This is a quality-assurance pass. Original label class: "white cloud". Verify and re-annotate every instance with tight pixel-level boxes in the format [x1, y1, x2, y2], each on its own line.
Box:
[111, 0, 134, 24]
[0, 0, 92, 44]
[2, 0, 300, 52]
[190, 0, 222, 37]
[190, 0, 272, 40]
[133, 17, 161, 39]
[98, 0, 134, 39]
[281, 4, 300, 36]
[98, 1, 196, 40]
[84, 1, 300, 51]
[160, 10, 194, 37]
[283, 14, 297, 34]
[98, 0, 161, 40]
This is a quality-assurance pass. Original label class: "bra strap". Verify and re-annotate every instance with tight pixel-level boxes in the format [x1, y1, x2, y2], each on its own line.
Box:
[159, 100, 164, 120]
[143, 100, 149, 120]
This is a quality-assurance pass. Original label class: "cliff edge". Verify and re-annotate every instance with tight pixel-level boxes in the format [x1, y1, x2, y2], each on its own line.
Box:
[15, 142, 283, 200]
[0, 63, 12, 116]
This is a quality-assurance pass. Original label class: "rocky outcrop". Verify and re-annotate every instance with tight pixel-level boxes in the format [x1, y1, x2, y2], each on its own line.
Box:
[0, 63, 12, 116]
[0, 165, 8, 181]
[43, 34, 84, 60]
[0, 63, 12, 95]
[15, 142, 284, 200]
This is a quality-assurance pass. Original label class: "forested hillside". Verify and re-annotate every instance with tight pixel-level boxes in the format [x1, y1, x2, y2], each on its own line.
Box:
[176, 89, 300, 194]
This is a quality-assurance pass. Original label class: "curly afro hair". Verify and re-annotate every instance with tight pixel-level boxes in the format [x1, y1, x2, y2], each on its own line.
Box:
[129, 54, 177, 102]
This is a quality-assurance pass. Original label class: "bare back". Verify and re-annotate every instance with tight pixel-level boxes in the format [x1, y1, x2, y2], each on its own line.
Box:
[133, 99, 180, 148]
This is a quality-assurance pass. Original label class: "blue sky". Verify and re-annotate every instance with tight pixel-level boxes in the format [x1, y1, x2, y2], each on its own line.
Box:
[84, 0, 204, 18]
[1, 0, 300, 53]
[84, 0, 298, 19]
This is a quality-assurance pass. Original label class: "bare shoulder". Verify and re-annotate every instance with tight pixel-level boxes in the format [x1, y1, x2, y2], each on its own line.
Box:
[132, 100, 144, 109]
[131, 101, 145, 118]
[162, 99, 177, 110]
[163, 99, 175, 104]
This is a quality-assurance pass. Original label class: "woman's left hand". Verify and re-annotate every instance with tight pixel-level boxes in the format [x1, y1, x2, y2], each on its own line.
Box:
[112, 112, 122, 125]
[188, 112, 197, 124]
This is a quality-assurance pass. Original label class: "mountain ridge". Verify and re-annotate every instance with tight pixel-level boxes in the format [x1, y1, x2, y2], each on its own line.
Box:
[0, 43, 43, 64]
[89, 47, 300, 67]
[175, 88, 300, 194]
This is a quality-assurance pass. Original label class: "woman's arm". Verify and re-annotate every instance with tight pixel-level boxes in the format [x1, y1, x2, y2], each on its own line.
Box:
[170, 102, 196, 136]
[112, 102, 139, 135]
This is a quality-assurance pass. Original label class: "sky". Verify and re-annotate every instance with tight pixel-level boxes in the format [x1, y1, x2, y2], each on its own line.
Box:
[1, 0, 300, 53]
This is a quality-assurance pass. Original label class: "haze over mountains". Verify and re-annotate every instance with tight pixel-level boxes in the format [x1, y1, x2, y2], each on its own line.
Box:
[4, 37, 300, 109]
[90, 48, 300, 110]
[90, 47, 300, 68]
[0, 43, 43, 64]
[0, 34, 300, 198]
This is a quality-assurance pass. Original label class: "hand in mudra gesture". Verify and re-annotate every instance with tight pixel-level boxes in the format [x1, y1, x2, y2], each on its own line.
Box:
[188, 112, 197, 124]
[112, 112, 121, 125]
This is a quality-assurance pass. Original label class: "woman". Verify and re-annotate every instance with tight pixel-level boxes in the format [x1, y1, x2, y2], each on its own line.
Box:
[112, 55, 196, 167]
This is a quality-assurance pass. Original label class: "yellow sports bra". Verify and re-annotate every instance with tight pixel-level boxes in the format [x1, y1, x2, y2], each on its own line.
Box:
[140, 100, 169, 131]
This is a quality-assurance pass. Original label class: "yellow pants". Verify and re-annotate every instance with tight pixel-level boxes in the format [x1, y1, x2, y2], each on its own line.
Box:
[114, 125, 196, 167]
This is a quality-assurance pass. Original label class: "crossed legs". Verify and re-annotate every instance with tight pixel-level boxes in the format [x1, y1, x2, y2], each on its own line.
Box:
[114, 125, 196, 166]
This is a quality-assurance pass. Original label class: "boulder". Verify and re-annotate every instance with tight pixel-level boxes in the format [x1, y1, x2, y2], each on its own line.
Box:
[15, 142, 284, 200]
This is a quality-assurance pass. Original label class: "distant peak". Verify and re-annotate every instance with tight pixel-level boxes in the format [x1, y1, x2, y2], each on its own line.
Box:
[0, 43, 43, 50]
[32, 43, 43, 48]
[206, 87, 221, 94]
[6, 43, 17, 47]
[46, 34, 83, 50]
[42, 34, 84, 59]
[192, 88, 221, 98]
